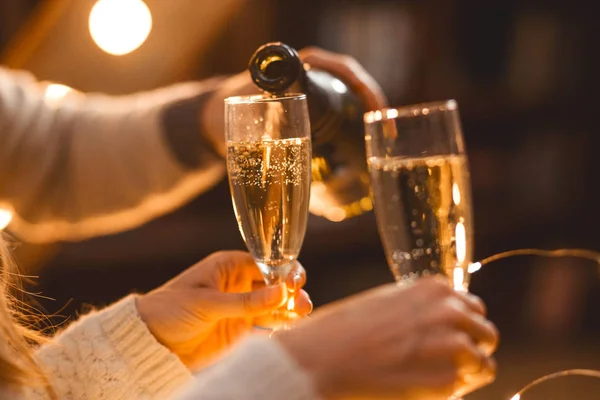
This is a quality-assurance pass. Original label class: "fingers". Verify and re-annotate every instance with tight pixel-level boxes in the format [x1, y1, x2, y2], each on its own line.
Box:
[392, 369, 459, 400]
[298, 46, 388, 111]
[205, 252, 307, 293]
[382, 359, 495, 400]
[454, 290, 487, 316]
[211, 251, 265, 284]
[202, 284, 287, 318]
[410, 330, 490, 376]
[402, 279, 498, 397]
[423, 297, 498, 355]
[454, 357, 497, 397]
[184, 251, 312, 320]
[251, 289, 312, 329]
[253, 261, 306, 293]
[202, 284, 313, 320]
[453, 306, 498, 356]
[410, 279, 498, 355]
[285, 261, 307, 291]
[289, 289, 313, 316]
[361, 360, 459, 400]
[397, 330, 495, 399]
[179, 251, 262, 288]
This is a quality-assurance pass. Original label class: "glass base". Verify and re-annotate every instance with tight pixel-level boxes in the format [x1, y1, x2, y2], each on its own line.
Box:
[253, 308, 300, 333]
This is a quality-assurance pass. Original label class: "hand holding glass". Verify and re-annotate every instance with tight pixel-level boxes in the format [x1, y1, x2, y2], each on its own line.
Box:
[366, 101, 473, 399]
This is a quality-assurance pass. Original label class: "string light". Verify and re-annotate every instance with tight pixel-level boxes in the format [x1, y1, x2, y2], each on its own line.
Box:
[89, 0, 152, 56]
[470, 248, 600, 399]
[509, 369, 600, 399]
[473, 248, 600, 271]
[467, 261, 481, 273]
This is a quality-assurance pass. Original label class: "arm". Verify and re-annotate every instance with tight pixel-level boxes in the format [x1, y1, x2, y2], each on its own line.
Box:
[174, 278, 500, 400]
[0, 47, 386, 244]
[0, 67, 229, 243]
[34, 299, 319, 400]
[33, 296, 193, 400]
[176, 336, 321, 400]
[28, 250, 314, 400]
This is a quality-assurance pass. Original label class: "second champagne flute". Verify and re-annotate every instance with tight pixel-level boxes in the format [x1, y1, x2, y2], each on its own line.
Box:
[364, 100, 473, 291]
[225, 93, 312, 330]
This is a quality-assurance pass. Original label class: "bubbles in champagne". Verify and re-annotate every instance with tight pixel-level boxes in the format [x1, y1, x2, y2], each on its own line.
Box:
[227, 137, 311, 278]
[228, 138, 309, 187]
[369, 154, 473, 288]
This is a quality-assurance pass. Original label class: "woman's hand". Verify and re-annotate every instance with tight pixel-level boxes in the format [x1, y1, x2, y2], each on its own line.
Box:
[202, 46, 387, 155]
[297, 47, 387, 111]
[136, 250, 312, 370]
[276, 277, 499, 400]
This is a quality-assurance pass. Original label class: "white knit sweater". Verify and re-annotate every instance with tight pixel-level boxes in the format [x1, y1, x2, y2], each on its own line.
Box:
[32, 296, 192, 399]
[0, 66, 322, 399]
[0, 296, 320, 399]
[0, 67, 225, 243]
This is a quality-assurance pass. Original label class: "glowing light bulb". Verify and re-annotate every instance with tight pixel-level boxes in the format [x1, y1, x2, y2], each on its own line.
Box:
[386, 108, 399, 119]
[510, 394, 520, 400]
[0, 208, 13, 231]
[89, 0, 152, 56]
[468, 262, 482, 274]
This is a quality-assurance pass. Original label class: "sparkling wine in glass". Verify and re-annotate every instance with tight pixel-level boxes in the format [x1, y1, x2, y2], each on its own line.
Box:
[225, 93, 311, 330]
[364, 100, 473, 292]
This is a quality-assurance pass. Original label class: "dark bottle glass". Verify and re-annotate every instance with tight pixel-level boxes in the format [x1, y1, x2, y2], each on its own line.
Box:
[248, 42, 372, 222]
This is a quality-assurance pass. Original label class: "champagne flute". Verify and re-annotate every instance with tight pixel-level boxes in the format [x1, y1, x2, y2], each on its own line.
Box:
[365, 100, 472, 398]
[225, 93, 312, 331]
[365, 100, 473, 290]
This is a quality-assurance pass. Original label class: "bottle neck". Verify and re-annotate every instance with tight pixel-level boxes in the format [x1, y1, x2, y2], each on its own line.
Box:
[289, 67, 344, 143]
[249, 42, 301, 94]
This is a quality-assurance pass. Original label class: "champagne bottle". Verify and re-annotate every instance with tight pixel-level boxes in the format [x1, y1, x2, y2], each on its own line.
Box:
[248, 42, 372, 222]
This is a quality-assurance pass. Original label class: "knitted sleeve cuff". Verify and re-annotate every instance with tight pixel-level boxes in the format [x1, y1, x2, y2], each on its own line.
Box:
[97, 295, 193, 397]
[177, 335, 322, 400]
[160, 76, 227, 170]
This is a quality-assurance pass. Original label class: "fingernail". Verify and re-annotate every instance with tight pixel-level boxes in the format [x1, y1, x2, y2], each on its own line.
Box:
[292, 273, 302, 292]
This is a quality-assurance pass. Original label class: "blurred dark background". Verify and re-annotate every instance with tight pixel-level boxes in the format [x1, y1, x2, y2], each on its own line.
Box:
[1, 0, 599, 398]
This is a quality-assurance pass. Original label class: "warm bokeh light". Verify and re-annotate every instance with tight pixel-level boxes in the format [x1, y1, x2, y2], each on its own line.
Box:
[286, 296, 295, 311]
[330, 78, 348, 94]
[453, 267, 465, 291]
[455, 220, 466, 264]
[452, 182, 461, 205]
[0, 208, 13, 231]
[324, 207, 347, 223]
[44, 83, 72, 101]
[89, 0, 152, 56]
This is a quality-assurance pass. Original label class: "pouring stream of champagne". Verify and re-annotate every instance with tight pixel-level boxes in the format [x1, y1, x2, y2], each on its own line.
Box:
[468, 248, 600, 399]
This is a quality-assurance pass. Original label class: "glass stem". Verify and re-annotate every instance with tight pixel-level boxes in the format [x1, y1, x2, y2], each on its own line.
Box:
[258, 261, 297, 331]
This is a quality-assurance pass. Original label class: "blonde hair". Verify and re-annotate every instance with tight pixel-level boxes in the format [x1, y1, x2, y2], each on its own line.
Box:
[0, 235, 54, 397]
